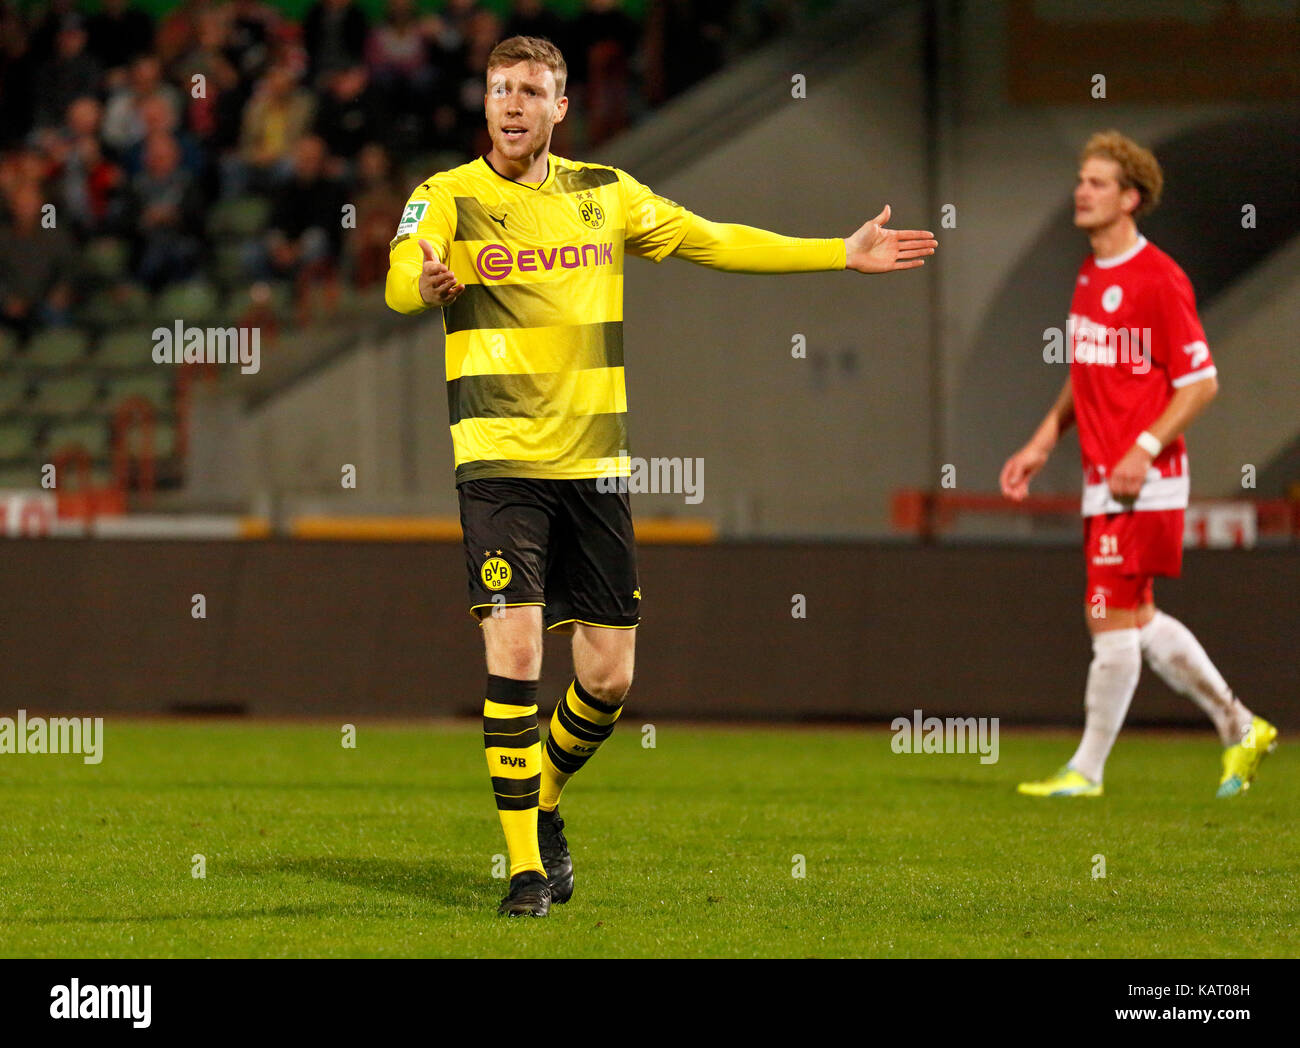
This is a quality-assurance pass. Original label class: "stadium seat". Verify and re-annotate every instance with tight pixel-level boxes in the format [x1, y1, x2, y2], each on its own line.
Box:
[213, 242, 251, 291]
[81, 283, 151, 329]
[24, 328, 91, 368]
[153, 420, 177, 458]
[83, 237, 131, 282]
[106, 373, 173, 412]
[96, 327, 161, 370]
[0, 465, 41, 489]
[207, 195, 271, 239]
[31, 375, 100, 415]
[0, 420, 38, 459]
[154, 280, 222, 327]
[0, 372, 28, 413]
[224, 281, 292, 322]
[43, 418, 111, 459]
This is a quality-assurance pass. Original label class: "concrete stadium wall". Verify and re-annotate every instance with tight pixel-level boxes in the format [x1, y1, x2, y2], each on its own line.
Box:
[3, 541, 1296, 730]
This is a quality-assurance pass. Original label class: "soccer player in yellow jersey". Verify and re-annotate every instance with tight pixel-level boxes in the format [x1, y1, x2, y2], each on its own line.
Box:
[386, 36, 937, 916]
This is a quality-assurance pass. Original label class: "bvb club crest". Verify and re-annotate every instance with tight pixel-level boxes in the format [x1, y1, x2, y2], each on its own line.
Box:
[481, 556, 512, 591]
[578, 198, 605, 229]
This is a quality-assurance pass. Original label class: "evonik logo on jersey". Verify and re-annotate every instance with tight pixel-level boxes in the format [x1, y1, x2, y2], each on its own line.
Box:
[1042, 314, 1151, 375]
[475, 242, 615, 281]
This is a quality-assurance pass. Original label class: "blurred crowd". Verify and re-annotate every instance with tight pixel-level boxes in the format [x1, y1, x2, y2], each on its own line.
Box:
[0, 0, 810, 338]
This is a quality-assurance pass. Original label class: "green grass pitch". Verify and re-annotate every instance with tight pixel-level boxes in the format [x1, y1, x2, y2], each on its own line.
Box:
[0, 721, 1294, 958]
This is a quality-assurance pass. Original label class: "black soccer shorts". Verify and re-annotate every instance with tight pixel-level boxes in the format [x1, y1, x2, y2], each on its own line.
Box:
[457, 477, 641, 631]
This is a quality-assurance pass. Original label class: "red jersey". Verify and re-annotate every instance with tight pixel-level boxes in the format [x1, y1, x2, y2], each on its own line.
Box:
[1068, 235, 1217, 517]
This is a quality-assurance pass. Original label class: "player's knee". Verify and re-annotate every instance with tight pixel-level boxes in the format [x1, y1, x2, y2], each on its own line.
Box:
[489, 639, 542, 680]
[580, 669, 632, 706]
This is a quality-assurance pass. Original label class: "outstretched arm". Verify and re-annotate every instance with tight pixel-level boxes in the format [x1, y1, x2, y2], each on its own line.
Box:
[669, 204, 936, 274]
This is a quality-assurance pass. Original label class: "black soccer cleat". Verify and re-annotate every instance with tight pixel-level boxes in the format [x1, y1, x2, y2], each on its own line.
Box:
[537, 809, 574, 904]
[497, 871, 551, 917]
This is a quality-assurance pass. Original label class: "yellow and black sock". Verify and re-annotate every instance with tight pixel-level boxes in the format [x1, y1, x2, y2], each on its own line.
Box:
[540, 677, 624, 812]
[483, 675, 545, 879]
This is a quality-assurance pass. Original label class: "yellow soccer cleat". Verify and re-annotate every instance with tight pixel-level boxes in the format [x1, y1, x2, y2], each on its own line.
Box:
[1217, 716, 1279, 798]
[1017, 765, 1103, 797]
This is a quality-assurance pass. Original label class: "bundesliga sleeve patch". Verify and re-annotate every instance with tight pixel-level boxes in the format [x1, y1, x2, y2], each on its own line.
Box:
[396, 200, 428, 236]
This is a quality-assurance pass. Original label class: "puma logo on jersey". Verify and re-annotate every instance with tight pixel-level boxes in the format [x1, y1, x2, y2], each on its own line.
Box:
[489, 212, 508, 228]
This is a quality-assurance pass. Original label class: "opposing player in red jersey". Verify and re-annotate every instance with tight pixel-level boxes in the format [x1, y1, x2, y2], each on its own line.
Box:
[1000, 131, 1277, 797]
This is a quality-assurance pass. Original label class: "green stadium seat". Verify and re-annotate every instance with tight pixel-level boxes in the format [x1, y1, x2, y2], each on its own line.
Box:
[153, 420, 177, 458]
[95, 327, 161, 370]
[0, 373, 28, 413]
[43, 418, 111, 459]
[0, 420, 38, 459]
[31, 375, 100, 414]
[24, 328, 91, 368]
[81, 282, 151, 329]
[106, 373, 173, 412]
[83, 237, 131, 282]
[154, 279, 222, 326]
[224, 281, 292, 323]
[207, 195, 270, 239]
[213, 242, 250, 291]
[0, 465, 43, 489]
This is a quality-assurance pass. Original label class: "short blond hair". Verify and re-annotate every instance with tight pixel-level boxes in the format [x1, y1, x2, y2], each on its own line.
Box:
[1080, 130, 1164, 217]
[487, 36, 567, 99]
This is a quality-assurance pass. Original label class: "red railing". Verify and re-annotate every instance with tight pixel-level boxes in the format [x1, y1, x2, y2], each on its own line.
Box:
[891, 489, 1300, 543]
[112, 397, 156, 502]
[52, 444, 125, 521]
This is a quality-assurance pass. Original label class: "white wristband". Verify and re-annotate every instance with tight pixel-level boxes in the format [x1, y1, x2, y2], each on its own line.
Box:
[1135, 430, 1163, 457]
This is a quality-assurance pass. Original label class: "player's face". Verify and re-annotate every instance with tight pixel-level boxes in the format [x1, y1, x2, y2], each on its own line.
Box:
[1073, 157, 1137, 231]
[484, 62, 567, 160]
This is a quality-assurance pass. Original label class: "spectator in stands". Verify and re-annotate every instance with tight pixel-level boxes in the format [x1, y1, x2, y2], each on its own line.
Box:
[123, 93, 205, 179]
[176, 8, 246, 154]
[349, 141, 403, 288]
[315, 65, 386, 162]
[302, 0, 368, 88]
[503, 0, 568, 55]
[101, 54, 182, 156]
[657, 0, 733, 99]
[0, 4, 38, 148]
[574, 0, 639, 145]
[32, 19, 103, 131]
[228, 61, 315, 196]
[86, 0, 156, 76]
[153, 0, 208, 74]
[258, 135, 346, 283]
[0, 181, 78, 338]
[365, 0, 434, 122]
[123, 132, 205, 291]
[225, 0, 281, 84]
[38, 97, 123, 238]
[25, 0, 78, 63]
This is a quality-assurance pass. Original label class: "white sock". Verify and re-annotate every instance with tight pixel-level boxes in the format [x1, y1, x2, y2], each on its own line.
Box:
[1068, 628, 1142, 783]
[1139, 610, 1252, 746]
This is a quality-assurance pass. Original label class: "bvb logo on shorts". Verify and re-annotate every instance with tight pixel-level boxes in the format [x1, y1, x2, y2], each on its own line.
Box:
[481, 556, 512, 591]
[578, 198, 605, 229]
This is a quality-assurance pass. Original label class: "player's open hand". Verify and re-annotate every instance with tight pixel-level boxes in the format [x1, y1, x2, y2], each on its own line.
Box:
[1107, 444, 1152, 500]
[1000, 443, 1050, 501]
[418, 239, 465, 306]
[844, 205, 937, 273]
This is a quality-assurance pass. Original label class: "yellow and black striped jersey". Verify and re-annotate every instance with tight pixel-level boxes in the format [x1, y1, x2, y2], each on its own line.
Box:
[388, 152, 690, 483]
[386, 152, 845, 483]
